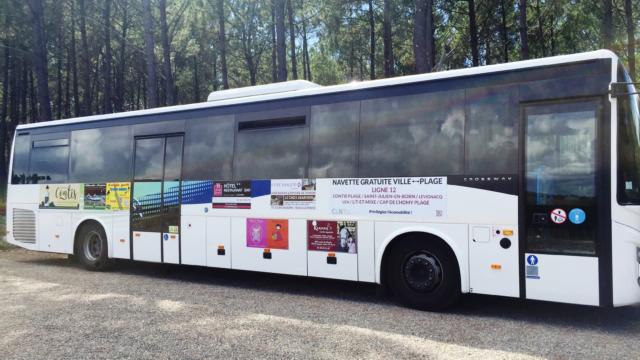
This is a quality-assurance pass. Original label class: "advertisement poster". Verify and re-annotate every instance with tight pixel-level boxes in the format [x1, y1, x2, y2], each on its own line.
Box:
[307, 220, 357, 253]
[270, 179, 316, 210]
[328, 177, 447, 218]
[84, 184, 106, 210]
[212, 181, 252, 209]
[131, 182, 163, 232]
[246, 218, 289, 250]
[39, 184, 83, 209]
[106, 182, 131, 211]
[181, 181, 213, 204]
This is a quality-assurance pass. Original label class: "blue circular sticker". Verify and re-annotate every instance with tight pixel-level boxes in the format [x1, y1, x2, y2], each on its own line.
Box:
[568, 208, 586, 224]
[163, 234, 169, 241]
[527, 254, 538, 266]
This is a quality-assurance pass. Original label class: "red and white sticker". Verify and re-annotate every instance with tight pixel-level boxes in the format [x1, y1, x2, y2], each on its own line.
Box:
[550, 208, 567, 224]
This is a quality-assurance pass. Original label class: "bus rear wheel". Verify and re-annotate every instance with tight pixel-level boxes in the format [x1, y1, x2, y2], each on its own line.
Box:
[76, 222, 110, 271]
[387, 236, 460, 311]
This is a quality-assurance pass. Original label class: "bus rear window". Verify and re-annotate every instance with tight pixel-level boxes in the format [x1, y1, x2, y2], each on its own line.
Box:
[11, 133, 31, 184]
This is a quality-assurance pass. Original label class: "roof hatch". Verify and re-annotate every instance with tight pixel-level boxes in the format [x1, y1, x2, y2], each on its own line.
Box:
[207, 80, 321, 102]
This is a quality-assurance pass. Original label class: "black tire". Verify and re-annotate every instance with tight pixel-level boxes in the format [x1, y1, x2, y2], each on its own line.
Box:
[386, 236, 460, 311]
[75, 222, 110, 271]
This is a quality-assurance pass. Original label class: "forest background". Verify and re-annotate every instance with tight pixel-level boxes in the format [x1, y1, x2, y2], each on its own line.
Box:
[0, 0, 638, 189]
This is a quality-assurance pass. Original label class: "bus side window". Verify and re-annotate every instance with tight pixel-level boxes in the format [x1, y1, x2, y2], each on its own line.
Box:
[29, 137, 70, 184]
[11, 133, 31, 184]
[233, 116, 309, 179]
[69, 126, 133, 183]
[183, 115, 235, 181]
[465, 85, 517, 175]
[359, 90, 465, 177]
[309, 101, 359, 178]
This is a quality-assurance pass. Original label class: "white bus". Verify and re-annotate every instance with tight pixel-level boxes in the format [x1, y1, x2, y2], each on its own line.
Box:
[6, 50, 640, 310]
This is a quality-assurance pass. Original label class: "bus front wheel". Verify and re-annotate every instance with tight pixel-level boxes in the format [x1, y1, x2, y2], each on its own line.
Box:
[75, 222, 110, 271]
[386, 236, 460, 311]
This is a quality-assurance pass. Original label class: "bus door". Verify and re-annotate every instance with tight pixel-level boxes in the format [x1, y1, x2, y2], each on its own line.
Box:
[522, 100, 602, 306]
[131, 135, 183, 264]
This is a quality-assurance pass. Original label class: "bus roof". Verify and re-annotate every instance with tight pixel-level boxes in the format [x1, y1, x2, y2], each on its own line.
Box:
[17, 50, 617, 131]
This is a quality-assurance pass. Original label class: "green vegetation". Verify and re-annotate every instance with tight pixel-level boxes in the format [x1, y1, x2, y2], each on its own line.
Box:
[0, 186, 12, 250]
[0, 0, 637, 185]
[0, 215, 12, 251]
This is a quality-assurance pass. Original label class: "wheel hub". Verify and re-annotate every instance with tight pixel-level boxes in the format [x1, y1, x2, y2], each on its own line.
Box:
[402, 253, 442, 293]
[83, 231, 102, 261]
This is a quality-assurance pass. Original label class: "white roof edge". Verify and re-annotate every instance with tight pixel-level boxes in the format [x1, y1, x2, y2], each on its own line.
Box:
[18, 50, 617, 131]
[207, 80, 321, 102]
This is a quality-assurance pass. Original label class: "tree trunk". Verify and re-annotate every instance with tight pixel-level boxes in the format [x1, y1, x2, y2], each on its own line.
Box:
[485, 30, 492, 65]
[21, 64, 27, 123]
[602, 0, 613, 50]
[70, 1, 80, 117]
[383, 0, 394, 77]
[27, 0, 52, 122]
[116, 2, 128, 112]
[299, 0, 311, 81]
[79, 0, 92, 115]
[301, 6, 309, 80]
[9, 53, 18, 129]
[535, 0, 545, 56]
[64, 47, 71, 118]
[624, 0, 636, 80]
[55, 8, 64, 120]
[275, 0, 287, 82]
[29, 70, 38, 123]
[412, 0, 435, 73]
[368, 0, 376, 79]
[500, 0, 509, 63]
[103, 0, 113, 113]
[216, 0, 229, 89]
[212, 48, 219, 91]
[193, 56, 199, 102]
[1, 46, 8, 182]
[426, 0, 434, 70]
[287, 0, 298, 80]
[271, 4, 278, 82]
[519, 0, 529, 60]
[413, 0, 428, 73]
[159, 0, 175, 105]
[303, 25, 311, 81]
[142, 0, 158, 108]
[468, 0, 479, 66]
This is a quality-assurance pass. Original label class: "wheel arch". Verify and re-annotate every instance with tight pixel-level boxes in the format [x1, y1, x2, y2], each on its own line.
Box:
[377, 226, 469, 293]
[73, 216, 111, 258]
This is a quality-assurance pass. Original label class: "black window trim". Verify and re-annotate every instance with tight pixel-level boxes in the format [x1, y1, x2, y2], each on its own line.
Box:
[33, 138, 70, 148]
[519, 96, 604, 258]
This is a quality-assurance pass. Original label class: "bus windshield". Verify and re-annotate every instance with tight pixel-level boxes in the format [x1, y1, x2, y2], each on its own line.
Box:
[618, 67, 640, 205]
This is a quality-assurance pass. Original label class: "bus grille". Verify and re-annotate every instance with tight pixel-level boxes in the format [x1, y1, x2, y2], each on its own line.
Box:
[12, 209, 36, 244]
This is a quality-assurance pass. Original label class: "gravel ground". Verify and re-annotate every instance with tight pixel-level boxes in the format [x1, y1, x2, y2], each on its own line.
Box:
[1, 248, 639, 360]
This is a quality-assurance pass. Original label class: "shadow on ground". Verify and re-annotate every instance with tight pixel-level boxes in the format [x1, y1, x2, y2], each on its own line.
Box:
[18, 252, 640, 339]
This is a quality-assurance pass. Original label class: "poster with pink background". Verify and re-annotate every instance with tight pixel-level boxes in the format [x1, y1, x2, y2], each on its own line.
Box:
[246, 218, 267, 248]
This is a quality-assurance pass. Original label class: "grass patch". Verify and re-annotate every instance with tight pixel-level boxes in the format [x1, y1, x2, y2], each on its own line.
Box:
[0, 240, 13, 251]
